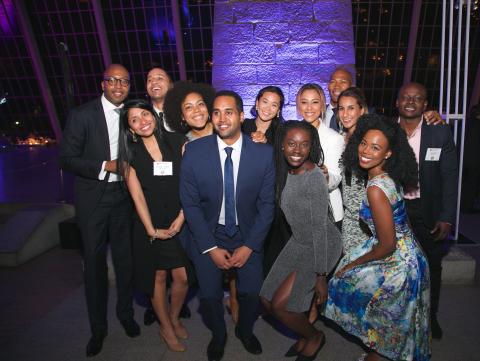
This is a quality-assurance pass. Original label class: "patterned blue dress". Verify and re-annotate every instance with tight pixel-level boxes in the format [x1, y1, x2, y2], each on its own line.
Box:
[324, 174, 431, 361]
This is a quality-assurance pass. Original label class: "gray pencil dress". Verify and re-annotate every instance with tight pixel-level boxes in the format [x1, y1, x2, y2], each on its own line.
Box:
[260, 166, 342, 312]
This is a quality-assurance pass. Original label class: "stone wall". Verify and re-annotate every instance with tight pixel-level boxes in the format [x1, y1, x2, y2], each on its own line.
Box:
[212, 0, 355, 119]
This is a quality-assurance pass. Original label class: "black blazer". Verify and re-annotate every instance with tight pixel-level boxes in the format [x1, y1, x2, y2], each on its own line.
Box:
[418, 122, 458, 228]
[59, 97, 115, 226]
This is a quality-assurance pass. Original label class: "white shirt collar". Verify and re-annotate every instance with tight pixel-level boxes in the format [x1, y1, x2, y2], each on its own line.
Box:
[101, 93, 123, 112]
[217, 134, 243, 153]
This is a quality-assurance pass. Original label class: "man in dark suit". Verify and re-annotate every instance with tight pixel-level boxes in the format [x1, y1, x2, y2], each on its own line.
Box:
[60, 64, 140, 357]
[146, 66, 174, 132]
[397, 82, 458, 339]
[180, 90, 275, 361]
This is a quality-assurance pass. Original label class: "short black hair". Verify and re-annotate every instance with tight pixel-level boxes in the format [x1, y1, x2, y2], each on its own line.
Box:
[274, 120, 324, 204]
[145, 65, 172, 84]
[397, 82, 428, 100]
[163, 81, 215, 133]
[214, 90, 244, 114]
[343, 113, 418, 189]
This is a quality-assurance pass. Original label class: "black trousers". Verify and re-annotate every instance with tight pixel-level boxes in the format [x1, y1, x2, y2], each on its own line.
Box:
[405, 198, 443, 315]
[79, 183, 134, 336]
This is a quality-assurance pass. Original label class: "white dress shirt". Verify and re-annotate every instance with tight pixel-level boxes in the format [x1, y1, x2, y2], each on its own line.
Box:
[217, 135, 242, 225]
[202, 135, 243, 254]
[98, 94, 121, 182]
[324, 104, 335, 128]
[153, 105, 175, 132]
[317, 122, 345, 222]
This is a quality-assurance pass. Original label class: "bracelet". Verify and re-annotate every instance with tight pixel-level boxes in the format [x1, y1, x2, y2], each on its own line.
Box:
[149, 229, 159, 244]
[317, 272, 327, 277]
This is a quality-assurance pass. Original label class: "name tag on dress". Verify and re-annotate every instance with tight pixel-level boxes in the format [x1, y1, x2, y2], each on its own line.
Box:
[425, 148, 441, 161]
[153, 161, 173, 176]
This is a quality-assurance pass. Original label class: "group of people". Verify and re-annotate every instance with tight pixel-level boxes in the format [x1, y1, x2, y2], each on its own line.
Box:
[59, 63, 458, 361]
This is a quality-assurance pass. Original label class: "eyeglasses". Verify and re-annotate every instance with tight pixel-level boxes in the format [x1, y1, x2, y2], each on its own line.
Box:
[103, 77, 130, 87]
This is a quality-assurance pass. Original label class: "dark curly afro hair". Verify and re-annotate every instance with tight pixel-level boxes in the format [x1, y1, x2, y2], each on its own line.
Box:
[163, 81, 216, 133]
[343, 113, 418, 189]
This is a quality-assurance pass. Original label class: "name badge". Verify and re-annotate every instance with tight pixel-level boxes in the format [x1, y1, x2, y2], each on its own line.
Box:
[153, 161, 173, 176]
[425, 148, 441, 161]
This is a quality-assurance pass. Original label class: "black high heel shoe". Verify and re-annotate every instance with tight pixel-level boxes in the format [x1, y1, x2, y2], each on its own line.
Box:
[294, 335, 326, 361]
[284, 343, 300, 357]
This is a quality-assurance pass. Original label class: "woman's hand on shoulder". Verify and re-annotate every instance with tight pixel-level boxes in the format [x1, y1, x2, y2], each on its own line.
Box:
[319, 164, 329, 183]
[250, 131, 267, 143]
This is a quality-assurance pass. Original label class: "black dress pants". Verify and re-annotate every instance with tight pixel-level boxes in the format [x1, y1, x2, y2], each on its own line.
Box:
[406, 198, 443, 315]
[79, 183, 134, 336]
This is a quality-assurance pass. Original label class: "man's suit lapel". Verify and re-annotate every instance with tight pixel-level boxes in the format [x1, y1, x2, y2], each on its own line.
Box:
[94, 97, 111, 160]
[419, 122, 432, 179]
[236, 133, 249, 203]
[211, 135, 223, 211]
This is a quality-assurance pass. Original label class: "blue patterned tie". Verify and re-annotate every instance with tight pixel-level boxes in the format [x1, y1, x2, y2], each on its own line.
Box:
[224, 147, 237, 237]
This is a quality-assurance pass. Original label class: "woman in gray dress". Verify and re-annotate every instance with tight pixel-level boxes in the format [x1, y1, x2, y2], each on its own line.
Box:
[260, 121, 342, 361]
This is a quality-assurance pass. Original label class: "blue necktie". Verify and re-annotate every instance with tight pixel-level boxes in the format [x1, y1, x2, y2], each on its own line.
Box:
[224, 147, 237, 237]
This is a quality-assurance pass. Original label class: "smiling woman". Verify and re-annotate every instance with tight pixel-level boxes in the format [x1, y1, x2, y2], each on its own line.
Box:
[163, 81, 215, 141]
[242, 86, 285, 145]
[260, 120, 342, 360]
[117, 99, 191, 353]
[325, 114, 430, 361]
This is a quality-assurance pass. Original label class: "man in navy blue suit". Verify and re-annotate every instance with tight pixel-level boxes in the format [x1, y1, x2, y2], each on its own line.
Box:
[180, 90, 275, 361]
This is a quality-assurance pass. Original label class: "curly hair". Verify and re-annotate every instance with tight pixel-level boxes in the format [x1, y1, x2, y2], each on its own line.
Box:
[343, 113, 418, 189]
[274, 120, 324, 204]
[163, 81, 215, 133]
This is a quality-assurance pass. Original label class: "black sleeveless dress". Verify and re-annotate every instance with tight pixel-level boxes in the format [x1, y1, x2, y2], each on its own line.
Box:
[130, 132, 190, 296]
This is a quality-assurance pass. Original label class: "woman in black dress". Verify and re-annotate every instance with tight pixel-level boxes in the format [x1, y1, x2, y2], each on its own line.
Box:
[118, 99, 189, 352]
[242, 86, 291, 275]
[242, 85, 284, 144]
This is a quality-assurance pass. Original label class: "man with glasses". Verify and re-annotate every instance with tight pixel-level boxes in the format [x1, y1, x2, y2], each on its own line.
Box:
[60, 64, 140, 357]
[397, 82, 458, 340]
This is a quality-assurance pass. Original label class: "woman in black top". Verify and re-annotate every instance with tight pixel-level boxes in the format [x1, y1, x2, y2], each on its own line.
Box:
[242, 85, 284, 144]
[241, 86, 291, 275]
[117, 99, 188, 352]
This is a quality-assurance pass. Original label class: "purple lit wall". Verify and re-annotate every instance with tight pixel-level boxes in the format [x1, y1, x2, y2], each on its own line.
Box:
[212, 0, 355, 119]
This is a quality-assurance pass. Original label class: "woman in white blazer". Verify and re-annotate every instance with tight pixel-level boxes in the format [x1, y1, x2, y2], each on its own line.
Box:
[296, 83, 345, 228]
